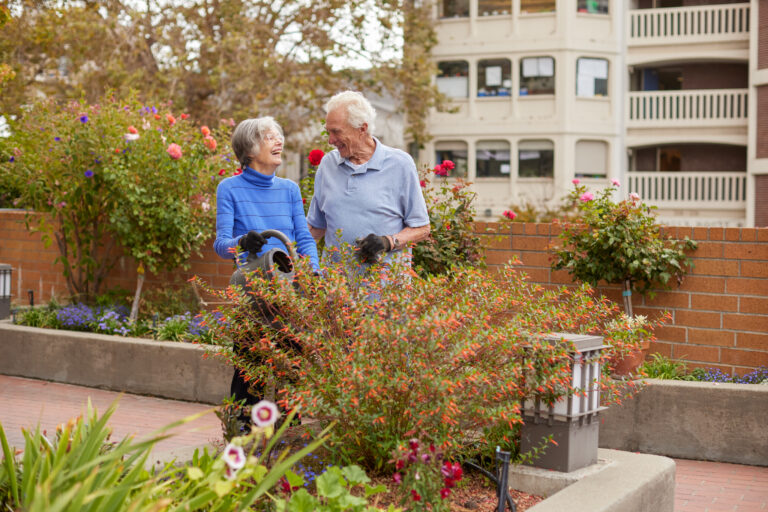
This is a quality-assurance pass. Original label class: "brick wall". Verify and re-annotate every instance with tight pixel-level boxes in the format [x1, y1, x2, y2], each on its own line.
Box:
[757, 86, 768, 158]
[1, 210, 766, 375]
[760, 0, 768, 70]
[477, 221, 768, 376]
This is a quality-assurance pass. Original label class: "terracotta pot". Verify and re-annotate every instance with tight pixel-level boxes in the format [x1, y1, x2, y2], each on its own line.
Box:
[610, 341, 651, 377]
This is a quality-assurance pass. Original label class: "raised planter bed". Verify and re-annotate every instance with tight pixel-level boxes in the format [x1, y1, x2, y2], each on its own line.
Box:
[599, 379, 768, 467]
[0, 322, 231, 404]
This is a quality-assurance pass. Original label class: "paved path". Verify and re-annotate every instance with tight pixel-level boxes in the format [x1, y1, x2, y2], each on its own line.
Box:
[1, 375, 767, 510]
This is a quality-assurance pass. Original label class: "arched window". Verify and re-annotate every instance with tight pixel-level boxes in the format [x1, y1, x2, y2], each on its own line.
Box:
[476, 140, 511, 178]
[575, 140, 608, 178]
[437, 61, 469, 98]
[520, 57, 555, 95]
[518, 140, 554, 178]
[478, 59, 512, 97]
[435, 140, 468, 178]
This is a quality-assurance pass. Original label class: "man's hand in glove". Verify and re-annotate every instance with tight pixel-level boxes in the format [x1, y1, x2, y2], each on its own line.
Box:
[355, 233, 392, 264]
[239, 231, 270, 254]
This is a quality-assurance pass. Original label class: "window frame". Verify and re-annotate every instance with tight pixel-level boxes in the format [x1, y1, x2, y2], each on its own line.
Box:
[519, 56, 555, 96]
[476, 140, 511, 178]
[518, 140, 554, 179]
[576, 57, 609, 98]
[477, 58, 512, 98]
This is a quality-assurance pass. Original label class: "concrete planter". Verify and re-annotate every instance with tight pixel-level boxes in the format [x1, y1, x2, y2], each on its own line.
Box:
[0, 322, 231, 404]
[599, 379, 768, 467]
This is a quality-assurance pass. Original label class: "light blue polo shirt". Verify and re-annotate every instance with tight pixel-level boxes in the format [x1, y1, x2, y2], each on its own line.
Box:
[307, 138, 429, 266]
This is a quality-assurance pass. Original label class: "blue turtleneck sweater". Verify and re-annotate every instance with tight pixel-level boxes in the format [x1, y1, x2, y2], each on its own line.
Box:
[214, 167, 319, 270]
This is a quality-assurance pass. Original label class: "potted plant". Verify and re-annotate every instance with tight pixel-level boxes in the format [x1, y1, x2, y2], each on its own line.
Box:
[551, 180, 697, 317]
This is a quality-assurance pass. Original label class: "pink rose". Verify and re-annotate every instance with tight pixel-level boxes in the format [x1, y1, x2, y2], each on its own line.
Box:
[503, 210, 516, 220]
[167, 143, 182, 160]
[580, 192, 594, 202]
[572, 178, 580, 185]
[611, 178, 621, 187]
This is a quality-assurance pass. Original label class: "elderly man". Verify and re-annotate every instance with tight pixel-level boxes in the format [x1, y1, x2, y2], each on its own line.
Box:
[307, 91, 430, 267]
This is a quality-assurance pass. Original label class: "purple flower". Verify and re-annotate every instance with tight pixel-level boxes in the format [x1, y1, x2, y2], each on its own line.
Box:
[54, 137, 61, 141]
[9, 156, 14, 163]
[84, 170, 94, 178]
[79, 115, 88, 123]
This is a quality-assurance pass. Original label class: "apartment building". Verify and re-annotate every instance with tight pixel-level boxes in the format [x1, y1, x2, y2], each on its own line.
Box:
[421, 0, 767, 227]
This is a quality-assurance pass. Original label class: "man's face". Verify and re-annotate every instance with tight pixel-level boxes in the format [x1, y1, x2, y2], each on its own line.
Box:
[325, 108, 365, 160]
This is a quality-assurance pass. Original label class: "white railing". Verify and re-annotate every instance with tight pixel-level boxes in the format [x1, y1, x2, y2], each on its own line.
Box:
[627, 89, 748, 126]
[629, 3, 749, 43]
[627, 172, 747, 209]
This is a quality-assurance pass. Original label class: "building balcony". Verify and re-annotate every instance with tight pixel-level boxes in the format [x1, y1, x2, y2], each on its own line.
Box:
[627, 88, 748, 129]
[627, 171, 746, 226]
[628, 3, 750, 47]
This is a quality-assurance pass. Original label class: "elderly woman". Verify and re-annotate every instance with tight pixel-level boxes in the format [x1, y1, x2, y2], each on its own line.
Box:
[214, 116, 318, 411]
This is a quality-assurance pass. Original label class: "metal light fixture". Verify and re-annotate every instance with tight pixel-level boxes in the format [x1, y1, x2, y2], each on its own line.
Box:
[0, 264, 11, 320]
[520, 333, 606, 473]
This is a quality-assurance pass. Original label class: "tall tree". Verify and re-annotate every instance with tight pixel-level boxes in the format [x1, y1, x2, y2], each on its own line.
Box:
[0, 0, 441, 143]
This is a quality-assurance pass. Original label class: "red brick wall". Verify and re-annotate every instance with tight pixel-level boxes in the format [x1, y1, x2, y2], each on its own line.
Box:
[1, 211, 766, 376]
[757, 86, 768, 158]
[760, 0, 768, 70]
[477, 221, 768, 376]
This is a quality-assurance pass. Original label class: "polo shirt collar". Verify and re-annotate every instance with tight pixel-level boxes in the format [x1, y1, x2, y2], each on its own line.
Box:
[336, 137, 384, 174]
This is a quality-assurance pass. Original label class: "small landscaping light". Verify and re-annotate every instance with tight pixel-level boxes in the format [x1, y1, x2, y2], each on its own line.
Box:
[521, 333, 607, 473]
[0, 264, 10, 320]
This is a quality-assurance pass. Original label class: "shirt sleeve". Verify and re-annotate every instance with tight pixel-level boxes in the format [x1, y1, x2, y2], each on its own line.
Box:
[400, 156, 430, 228]
[291, 183, 320, 271]
[213, 181, 242, 259]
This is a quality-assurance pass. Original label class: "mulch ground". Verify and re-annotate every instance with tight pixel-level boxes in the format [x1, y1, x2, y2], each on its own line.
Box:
[364, 471, 544, 511]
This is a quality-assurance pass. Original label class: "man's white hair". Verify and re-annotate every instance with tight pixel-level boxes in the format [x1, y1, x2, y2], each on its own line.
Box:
[324, 91, 376, 134]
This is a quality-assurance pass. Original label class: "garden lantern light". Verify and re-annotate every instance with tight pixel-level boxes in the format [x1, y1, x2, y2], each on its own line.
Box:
[0, 264, 11, 320]
[520, 333, 606, 473]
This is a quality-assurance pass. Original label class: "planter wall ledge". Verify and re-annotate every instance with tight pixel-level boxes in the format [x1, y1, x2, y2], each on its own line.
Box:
[599, 379, 768, 467]
[0, 322, 231, 404]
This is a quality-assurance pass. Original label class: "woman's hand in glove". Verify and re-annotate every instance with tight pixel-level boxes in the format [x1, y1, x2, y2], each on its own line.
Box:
[239, 231, 270, 254]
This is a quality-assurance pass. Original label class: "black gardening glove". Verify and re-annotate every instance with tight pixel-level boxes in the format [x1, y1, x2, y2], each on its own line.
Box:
[355, 233, 391, 264]
[239, 230, 269, 254]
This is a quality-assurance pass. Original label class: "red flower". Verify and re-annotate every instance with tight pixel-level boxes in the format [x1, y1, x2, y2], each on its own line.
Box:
[114, 148, 121, 154]
[503, 210, 517, 220]
[166, 114, 176, 125]
[420, 180, 426, 188]
[154, 114, 161, 120]
[440, 488, 451, 499]
[395, 459, 405, 470]
[434, 165, 448, 177]
[201, 125, 211, 137]
[393, 472, 402, 484]
[234, 168, 242, 175]
[411, 490, 421, 502]
[166, 143, 182, 160]
[308, 149, 325, 166]
[127, 125, 138, 134]
[302, 197, 306, 204]
[441, 159, 455, 171]
[218, 169, 227, 176]
[409, 439, 419, 451]
[180, 113, 189, 120]
[203, 136, 217, 151]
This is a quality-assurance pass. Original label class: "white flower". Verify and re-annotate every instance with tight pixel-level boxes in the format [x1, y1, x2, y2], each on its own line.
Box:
[224, 465, 238, 480]
[201, 201, 210, 212]
[223, 443, 246, 470]
[125, 133, 139, 141]
[251, 400, 280, 428]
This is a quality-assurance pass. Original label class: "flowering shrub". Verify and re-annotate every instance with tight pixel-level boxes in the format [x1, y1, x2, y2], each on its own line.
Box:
[390, 438, 461, 511]
[412, 160, 483, 276]
[0, 93, 230, 308]
[194, 249, 649, 471]
[551, 181, 697, 315]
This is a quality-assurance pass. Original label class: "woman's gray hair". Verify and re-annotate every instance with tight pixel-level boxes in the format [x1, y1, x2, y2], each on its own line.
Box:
[324, 91, 376, 134]
[231, 116, 284, 168]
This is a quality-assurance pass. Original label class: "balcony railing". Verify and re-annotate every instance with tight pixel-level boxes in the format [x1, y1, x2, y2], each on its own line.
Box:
[627, 89, 748, 127]
[629, 3, 749, 44]
[627, 172, 747, 210]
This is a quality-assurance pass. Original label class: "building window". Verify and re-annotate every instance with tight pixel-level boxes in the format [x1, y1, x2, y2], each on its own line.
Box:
[476, 140, 511, 178]
[520, 57, 555, 96]
[436, 61, 469, 98]
[518, 140, 554, 178]
[659, 148, 681, 172]
[577, 0, 608, 14]
[478, 59, 512, 97]
[435, 141, 468, 177]
[440, 0, 469, 18]
[479, 0, 511, 16]
[576, 57, 609, 97]
[575, 140, 608, 178]
[521, 0, 555, 13]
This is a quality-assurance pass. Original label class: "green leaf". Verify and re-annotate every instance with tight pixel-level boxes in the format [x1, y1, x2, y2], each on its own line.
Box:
[341, 464, 370, 486]
[186, 466, 204, 481]
[315, 467, 345, 499]
[364, 483, 387, 497]
[214, 479, 234, 497]
[287, 488, 319, 512]
[285, 468, 305, 488]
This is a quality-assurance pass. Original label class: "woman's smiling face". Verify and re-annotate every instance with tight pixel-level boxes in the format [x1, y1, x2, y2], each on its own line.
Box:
[250, 130, 284, 174]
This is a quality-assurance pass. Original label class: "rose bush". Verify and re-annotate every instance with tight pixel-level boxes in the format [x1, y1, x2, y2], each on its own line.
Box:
[0, 93, 232, 313]
[551, 181, 697, 315]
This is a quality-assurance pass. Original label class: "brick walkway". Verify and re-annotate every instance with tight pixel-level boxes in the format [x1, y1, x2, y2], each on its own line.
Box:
[0, 375, 222, 463]
[1, 375, 767, 510]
